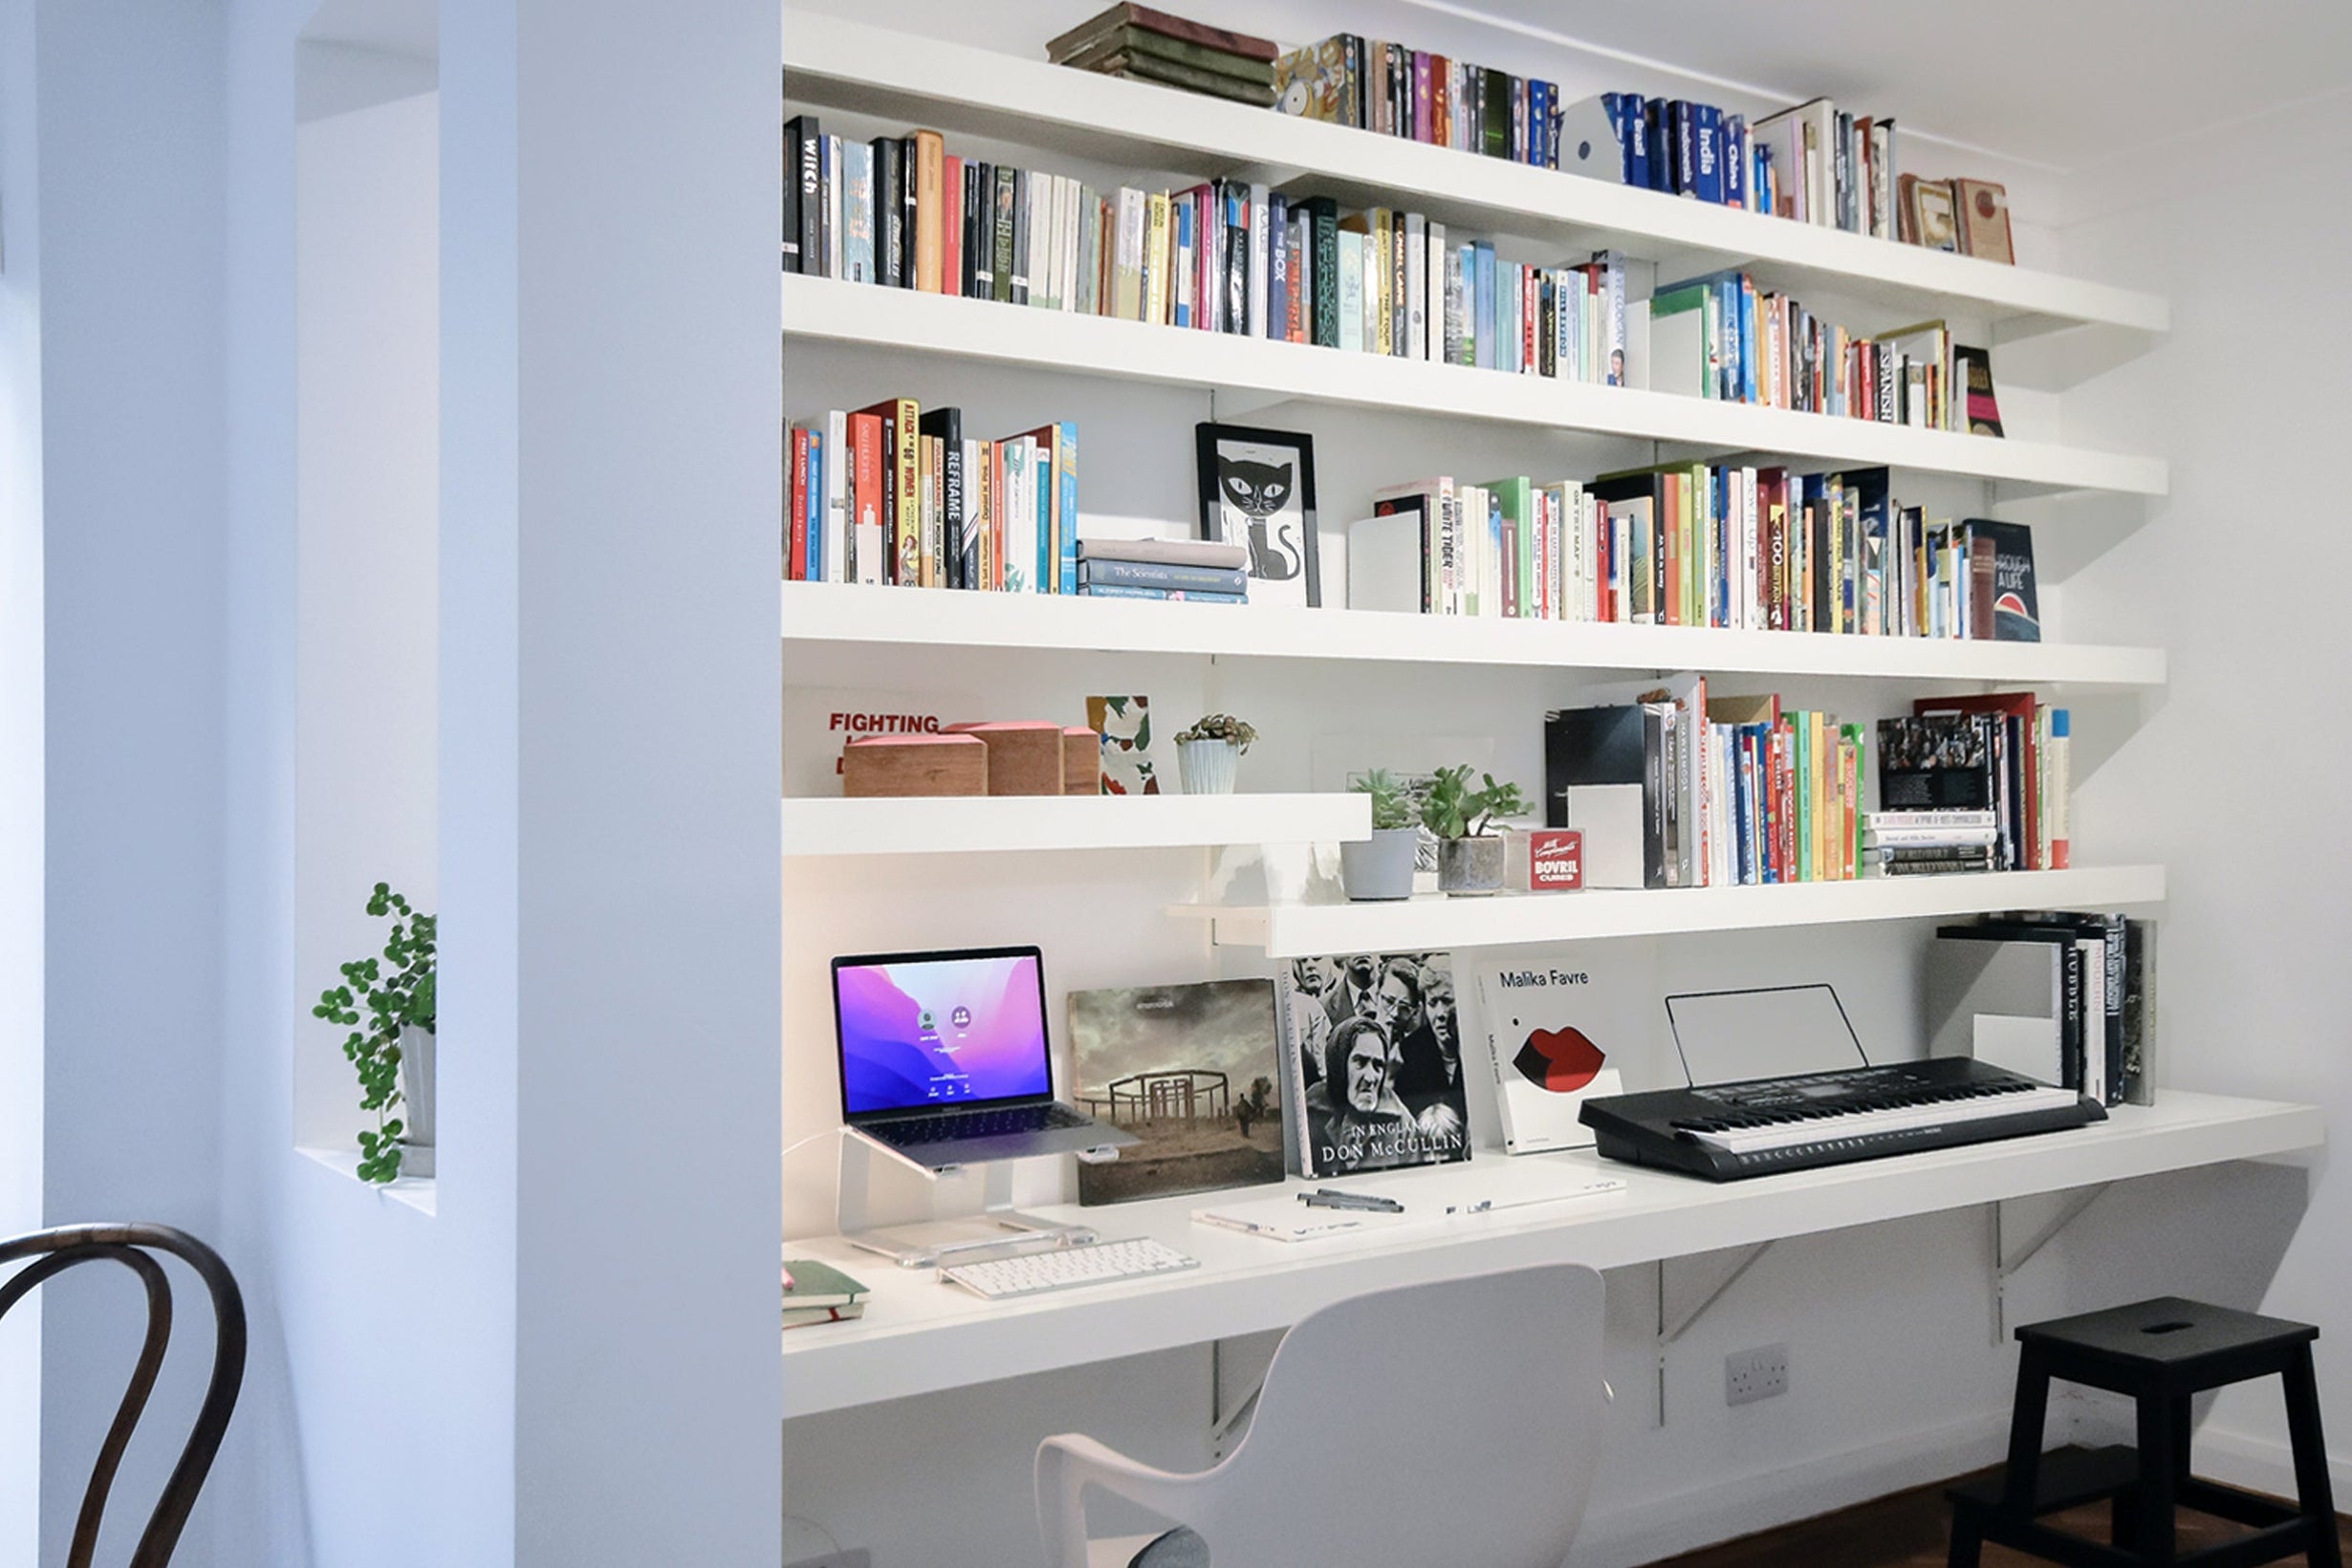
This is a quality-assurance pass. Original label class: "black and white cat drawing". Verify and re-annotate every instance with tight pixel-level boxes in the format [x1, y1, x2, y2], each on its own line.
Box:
[1216, 455, 1302, 582]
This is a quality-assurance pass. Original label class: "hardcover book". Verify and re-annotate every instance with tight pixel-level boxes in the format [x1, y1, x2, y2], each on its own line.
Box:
[1966, 519, 2037, 640]
[1472, 954, 1635, 1153]
[1876, 712, 1995, 812]
[1066, 980, 1286, 1205]
[1277, 952, 1470, 1178]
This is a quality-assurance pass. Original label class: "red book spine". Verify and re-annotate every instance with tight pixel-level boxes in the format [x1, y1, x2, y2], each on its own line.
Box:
[1772, 723, 1796, 883]
[788, 427, 810, 580]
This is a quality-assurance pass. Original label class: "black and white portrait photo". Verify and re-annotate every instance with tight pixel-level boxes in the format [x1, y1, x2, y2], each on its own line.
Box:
[1194, 422, 1321, 608]
[1278, 951, 1470, 1177]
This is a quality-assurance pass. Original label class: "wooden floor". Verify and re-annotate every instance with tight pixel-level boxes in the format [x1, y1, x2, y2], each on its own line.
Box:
[1644, 1462, 2352, 1567]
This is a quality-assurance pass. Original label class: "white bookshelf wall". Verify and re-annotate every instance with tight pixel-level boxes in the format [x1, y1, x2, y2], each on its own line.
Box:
[776, 10, 2209, 1565]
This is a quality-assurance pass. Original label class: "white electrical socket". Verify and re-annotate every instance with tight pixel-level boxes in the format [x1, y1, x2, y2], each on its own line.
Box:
[1725, 1343, 1789, 1405]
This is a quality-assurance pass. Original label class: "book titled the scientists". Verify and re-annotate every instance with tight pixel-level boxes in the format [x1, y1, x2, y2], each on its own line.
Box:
[1274, 951, 1470, 1178]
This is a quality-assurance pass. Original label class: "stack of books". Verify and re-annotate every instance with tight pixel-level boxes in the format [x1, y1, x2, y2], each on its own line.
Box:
[1046, 4, 1278, 107]
[782, 1256, 870, 1330]
[1877, 694, 2071, 872]
[1075, 536, 1249, 603]
[1860, 810, 2001, 877]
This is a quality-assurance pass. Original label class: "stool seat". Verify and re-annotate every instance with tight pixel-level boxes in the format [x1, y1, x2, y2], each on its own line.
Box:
[2018, 1296, 2318, 1384]
[1948, 1296, 2337, 1568]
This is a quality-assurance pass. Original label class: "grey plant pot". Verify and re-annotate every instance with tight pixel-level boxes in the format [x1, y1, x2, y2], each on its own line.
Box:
[1339, 826, 1420, 902]
[400, 1024, 436, 1179]
[1438, 835, 1506, 896]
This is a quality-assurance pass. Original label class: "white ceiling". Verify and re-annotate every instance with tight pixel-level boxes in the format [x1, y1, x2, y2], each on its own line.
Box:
[1411, 0, 2352, 170]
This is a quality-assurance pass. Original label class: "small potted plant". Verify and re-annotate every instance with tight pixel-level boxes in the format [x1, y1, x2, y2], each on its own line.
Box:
[1339, 769, 1420, 902]
[312, 882, 437, 1182]
[1421, 765, 1530, 896]
[1172, 713, 1255, 795]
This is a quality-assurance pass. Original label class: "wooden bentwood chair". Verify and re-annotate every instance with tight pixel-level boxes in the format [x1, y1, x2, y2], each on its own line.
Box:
[0, 1224, 247, 1568]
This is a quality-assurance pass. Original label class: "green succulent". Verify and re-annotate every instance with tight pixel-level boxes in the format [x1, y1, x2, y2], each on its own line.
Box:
[1419, 766, 1529, 838]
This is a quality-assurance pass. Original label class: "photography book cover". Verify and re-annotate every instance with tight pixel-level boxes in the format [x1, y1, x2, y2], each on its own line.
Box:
[1066, 980, 1285, 1205]
[1276, 952, 1470, 1178]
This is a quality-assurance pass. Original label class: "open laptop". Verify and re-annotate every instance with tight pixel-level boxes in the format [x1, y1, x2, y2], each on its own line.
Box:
[833, 945, 1136, 1169]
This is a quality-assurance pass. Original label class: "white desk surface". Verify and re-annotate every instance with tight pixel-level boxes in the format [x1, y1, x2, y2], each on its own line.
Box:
[780, 1091, 2322, 1420]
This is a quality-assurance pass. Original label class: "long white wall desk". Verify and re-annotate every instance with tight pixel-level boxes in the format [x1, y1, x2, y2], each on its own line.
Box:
[781, 1091, 2321, 1418]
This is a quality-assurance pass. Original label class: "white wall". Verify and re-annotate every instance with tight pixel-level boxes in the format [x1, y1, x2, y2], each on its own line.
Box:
[0, 7, 49, 1562]
[21, 5, 230, 1563]
[2050, 89, 2352, 1496]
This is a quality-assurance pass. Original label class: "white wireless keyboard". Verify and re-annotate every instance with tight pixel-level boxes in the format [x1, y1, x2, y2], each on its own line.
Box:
[940, 1237, 1198, 1300]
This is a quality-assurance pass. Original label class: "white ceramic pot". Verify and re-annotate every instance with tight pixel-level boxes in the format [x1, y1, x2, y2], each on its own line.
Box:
[1177, 739, 1240, 795]
[399, 1024, 436, 1178]
[1339, 826, 1420, 901]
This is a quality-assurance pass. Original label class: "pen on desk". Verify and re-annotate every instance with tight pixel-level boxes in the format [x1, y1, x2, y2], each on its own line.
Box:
[1298, 1190, 1405, 1213]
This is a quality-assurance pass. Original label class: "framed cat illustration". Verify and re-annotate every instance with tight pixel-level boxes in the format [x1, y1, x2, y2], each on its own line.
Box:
[1194, 422, 1321, 608]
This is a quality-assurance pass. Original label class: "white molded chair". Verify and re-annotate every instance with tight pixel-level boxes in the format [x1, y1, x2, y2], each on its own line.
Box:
[1036, 1262, 1608, 1568]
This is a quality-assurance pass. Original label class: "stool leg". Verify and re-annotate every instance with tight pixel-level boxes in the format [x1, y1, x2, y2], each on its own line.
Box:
[2001, 1342, 2054, 1514]
[2136, 1392, 2178, 1568]
[2283, 1349, 2341, 1568]
[2110, 1482, 2139, 1551]
[2169, 1394, 2192, 1484]
[1946, 1511, 1982, 1568]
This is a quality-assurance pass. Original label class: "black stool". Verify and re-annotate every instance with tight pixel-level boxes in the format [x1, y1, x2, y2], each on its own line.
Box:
[1949, 1296, 2339, 1568]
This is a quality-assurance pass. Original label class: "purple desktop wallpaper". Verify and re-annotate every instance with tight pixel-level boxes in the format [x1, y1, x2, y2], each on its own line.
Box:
[838, 954, 1052, 1114]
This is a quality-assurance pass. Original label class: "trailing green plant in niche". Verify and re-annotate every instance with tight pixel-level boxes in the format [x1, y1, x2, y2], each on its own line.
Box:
[312, 882, 437, 1184]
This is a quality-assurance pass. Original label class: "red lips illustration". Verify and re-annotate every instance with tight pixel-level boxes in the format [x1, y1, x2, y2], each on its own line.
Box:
[1512, 1025, 1605, 1093]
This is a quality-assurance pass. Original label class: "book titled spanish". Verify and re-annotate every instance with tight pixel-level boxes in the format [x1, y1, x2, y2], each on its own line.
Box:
[1275, 952, 1470, 1178]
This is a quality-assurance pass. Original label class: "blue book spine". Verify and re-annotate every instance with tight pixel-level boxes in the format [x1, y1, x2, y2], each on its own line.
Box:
[1723, 115, 1745, 208]
[805, 432, 823, 581]
[1694, 105, 1722, 204]
[1474, 244, 1495, 370]
[1078, 584, 1246, 602]
[1673, 101, 1696, 195]
[1077, 559, 1250, 592]
[1056, 422, 1079, 597]
[1623, 93, 1649, 188]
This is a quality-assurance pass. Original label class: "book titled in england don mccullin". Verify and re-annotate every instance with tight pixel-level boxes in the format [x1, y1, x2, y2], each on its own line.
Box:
[1277, 952, 1470, 1177]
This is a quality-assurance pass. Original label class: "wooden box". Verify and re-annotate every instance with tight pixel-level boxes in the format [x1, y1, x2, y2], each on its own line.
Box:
[840, 732, 989, 797]
[945, 722, 1066, 796]
[1062, 729, 1099, 795]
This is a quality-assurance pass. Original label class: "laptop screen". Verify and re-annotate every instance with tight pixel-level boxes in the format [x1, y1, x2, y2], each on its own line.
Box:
[834, 947, 1054, 1120]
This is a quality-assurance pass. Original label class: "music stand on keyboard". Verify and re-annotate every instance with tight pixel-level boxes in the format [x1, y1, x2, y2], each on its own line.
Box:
[1664, 983, 1871, 1089]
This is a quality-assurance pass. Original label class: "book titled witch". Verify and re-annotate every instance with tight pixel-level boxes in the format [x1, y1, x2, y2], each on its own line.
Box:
[1276, 952, 1471, 1178]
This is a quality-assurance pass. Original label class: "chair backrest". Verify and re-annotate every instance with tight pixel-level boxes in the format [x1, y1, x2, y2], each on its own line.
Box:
[0, 1224, 247, 1568]
[1196, 1261, 1607, 1568]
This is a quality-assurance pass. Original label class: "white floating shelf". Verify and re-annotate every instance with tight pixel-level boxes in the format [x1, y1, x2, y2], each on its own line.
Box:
[1169, 864, 2167, 956]
[780, 1091, 2317, 1418]
[780, 582, 2165, 688]
[785, 277, 2165, 496]
[781, 792, 1369, 856]
[782, 13, 2167, 341]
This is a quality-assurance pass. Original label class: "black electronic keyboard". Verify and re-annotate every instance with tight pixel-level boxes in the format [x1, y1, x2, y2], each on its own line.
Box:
[1578, 1056, 2105, 1181]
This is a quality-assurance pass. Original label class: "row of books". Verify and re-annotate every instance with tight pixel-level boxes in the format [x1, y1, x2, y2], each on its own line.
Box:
[1357, 464, 2041, 642]
[1601, 95, 1899, 240]
[1857, 810, 2004, 877]
[782, 114, 1628, 382]
[1274, 34, 1574, 167]
[1928, 915, 2150, 1106]
[1652, 277, 2001, 435]
[1546, 676, 1872, 891]
[784, 401, 1077, 593]
[1879, 694, 2071, 873]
